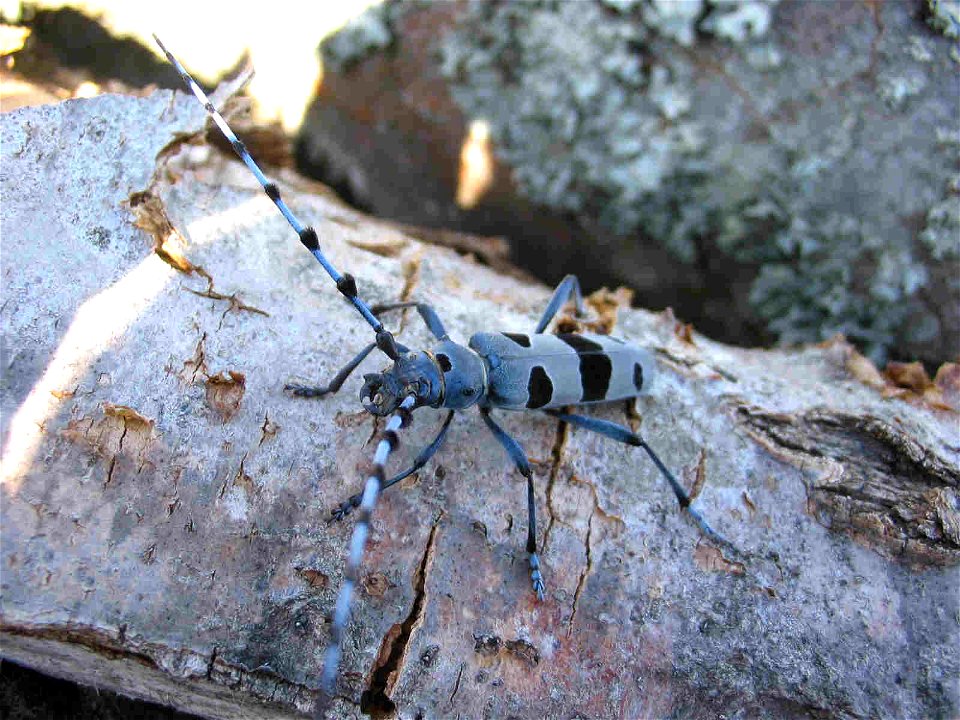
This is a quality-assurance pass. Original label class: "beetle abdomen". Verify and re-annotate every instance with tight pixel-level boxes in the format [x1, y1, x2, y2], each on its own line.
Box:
[468, 332, 656, 410]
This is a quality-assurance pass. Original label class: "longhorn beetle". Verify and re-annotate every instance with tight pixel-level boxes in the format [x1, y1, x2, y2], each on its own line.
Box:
[154, 35, 735, 709]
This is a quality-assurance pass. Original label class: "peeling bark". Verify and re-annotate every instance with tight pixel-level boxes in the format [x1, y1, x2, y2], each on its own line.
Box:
[1, 93, 958, 720]
[737, 406, 960, 566]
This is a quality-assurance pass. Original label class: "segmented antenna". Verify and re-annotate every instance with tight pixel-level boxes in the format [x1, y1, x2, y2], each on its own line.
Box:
[152, 35, 400, 360]
[321, 395, 417, 699]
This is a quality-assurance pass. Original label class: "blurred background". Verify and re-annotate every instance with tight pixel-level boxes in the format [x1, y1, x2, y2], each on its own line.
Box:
[1, 0, 958, 713]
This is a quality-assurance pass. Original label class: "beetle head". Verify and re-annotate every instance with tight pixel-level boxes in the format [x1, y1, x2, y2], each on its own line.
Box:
[359, 351, 444, 416]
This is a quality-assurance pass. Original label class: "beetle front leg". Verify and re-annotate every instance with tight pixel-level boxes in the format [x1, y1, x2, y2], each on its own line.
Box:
[330, 411, 456, 521]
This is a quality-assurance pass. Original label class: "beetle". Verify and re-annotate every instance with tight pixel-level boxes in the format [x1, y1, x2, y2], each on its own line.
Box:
[153, 35, 733, 707]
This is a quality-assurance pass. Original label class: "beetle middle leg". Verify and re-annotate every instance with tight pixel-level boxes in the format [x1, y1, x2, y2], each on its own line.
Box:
[480, 407, 545, 600]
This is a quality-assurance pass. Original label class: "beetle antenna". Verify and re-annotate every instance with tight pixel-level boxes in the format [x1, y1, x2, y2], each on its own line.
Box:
[317, 394, 416, 709]
[152, 34, 400, 360]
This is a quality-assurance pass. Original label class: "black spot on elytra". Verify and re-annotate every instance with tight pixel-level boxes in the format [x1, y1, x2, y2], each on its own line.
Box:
[504, 333, 531, 347]
[437, 353, 452, 372]
[557, 334, 602, 354]
[633, 362, 644, 391]
[580, 355, 612, 401]
[526, 366, 553, 409]
[558, 335, 611, 402]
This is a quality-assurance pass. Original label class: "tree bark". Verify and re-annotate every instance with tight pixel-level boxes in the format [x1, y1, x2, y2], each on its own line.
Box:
[1, 92, 958, 719]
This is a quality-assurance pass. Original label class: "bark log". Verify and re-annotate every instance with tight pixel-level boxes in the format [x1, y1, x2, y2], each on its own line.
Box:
[1, 92, 958, 719]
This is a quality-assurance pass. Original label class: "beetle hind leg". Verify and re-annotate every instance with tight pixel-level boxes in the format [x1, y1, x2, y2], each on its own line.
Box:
[534, 274, 585, 334]
[544, 410, 737, 552]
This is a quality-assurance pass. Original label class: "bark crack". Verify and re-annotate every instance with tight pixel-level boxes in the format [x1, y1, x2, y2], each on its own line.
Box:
[448, 662, 465, 705]
[206, 647, 218, 680]
[105, 455, 118, 487]
[361, 514, 441, 718]
[218, 453, 248, 499]
[130, 190, 269, 330]
[117, 421, 129, 455]
[543, 417, 570, 552]
[181, 332, 208, 384]
[258, 414, 279, 446]
[567, 504, 595, 636]
[394, 254, 423, 336]
[104, 418, 129, 488]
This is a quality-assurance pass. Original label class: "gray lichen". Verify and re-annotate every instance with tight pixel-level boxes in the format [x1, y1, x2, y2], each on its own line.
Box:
[921, 194, 960, 262]
[701, 0, 780, 44]
[439, 1, 697, 242]
[921, 131, 960, 262]
[927, 0, 960, 39]
[747, 215, 938, 355]
[435, 0, 958, 363]
[320, 2, 400, 73]
[318, 0, 958, 363]
[639, 0, 703, 46]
